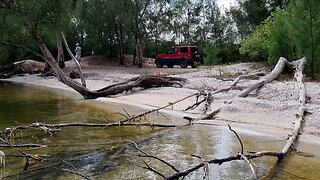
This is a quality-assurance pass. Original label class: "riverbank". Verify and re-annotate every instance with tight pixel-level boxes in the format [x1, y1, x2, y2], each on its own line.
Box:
[2, 59, 320, 151]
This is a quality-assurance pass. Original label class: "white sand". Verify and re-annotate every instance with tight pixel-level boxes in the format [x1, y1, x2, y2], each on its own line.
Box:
[3, 61, 320, 147]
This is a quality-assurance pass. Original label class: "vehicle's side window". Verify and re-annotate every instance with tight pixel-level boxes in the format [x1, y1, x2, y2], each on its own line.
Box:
[191, 47, 198, 53]
[167, 48, 177, 54]
[180, 47, 188, 53]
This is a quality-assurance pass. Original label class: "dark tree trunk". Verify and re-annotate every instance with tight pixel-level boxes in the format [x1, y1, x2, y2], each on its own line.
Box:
[57, 39, 65, 68]
[135, 36, 144, 67]
[133, 38, 137, 65]
[114, 17, 125, 65]
[42, 62, 51, 73]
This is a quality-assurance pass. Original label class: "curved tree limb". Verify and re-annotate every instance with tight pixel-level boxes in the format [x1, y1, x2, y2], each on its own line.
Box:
[61, 32, 86, 87]
[279, 57, 307, 158]
[0, 42, 45, 59]
[238, 57, 289, 97]
[228, 125, 244, 154]
[212, 72, 265, 94]
[62, 160, 91, 180]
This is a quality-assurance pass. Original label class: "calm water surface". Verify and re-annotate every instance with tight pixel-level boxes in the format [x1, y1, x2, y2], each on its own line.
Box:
[0, 82, 319, 179]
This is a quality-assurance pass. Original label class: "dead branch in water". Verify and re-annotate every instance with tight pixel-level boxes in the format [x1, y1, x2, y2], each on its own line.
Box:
[128, 126, 282, 180]
[1, 122, 182, 137]
[128, 57, 308, 179]
[1, 56, 309, 178]
[0, 137, 44, 171]
[0, 144, 46, 148]
[62, 160, 91, 180]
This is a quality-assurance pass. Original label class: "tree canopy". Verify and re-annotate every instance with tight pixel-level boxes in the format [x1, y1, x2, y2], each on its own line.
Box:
[0, 0, 319, 78]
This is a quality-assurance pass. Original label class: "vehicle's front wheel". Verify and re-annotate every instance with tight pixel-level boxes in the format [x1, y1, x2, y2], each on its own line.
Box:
[180, 58, 188, 68]
[155, 59, 164, 68]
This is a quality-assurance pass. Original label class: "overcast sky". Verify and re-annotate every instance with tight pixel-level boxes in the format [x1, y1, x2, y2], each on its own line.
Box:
[216, 0, 236, 9]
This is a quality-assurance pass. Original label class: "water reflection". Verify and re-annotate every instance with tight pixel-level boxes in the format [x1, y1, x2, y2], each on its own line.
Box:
[0, 82, 320, 179]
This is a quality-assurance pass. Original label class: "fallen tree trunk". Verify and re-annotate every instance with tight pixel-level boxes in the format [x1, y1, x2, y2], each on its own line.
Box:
[0, 60, 44, 78]
[238, 57, 294, 97]
[212, 72, 265, 94]
[280, 57, 307, 158]
[38, 40, 186, 99]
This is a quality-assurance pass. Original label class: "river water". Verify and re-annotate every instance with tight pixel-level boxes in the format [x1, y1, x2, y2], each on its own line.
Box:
[0, 82, 319, 179]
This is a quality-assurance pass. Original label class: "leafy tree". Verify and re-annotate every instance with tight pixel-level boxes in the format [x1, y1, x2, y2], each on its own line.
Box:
[0, 0, 77, 66]
[239, 16, 274, 61]
[288, 0, 320, 79]
[203, 42, 219, 65]
[269, 0, 290, 10]
[230, 0, 270, 39]
[229, 0, 289, 40]
[268, 9, 295, 65]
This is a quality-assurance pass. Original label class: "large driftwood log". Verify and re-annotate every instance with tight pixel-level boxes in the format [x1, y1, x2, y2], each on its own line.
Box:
[280, 57, 307, 157]
[0, 60, 44, 78]
[212, 72, 265, 94]
[238, 57, 292, 97]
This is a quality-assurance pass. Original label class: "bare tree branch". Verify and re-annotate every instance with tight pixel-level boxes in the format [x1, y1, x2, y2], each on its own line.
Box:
[61, 32, 86, 87]
[228, 125, 244, 154]
[62, 160, 91, 180]
[0, 42, 45, 59]
[129, 142, 179, 173]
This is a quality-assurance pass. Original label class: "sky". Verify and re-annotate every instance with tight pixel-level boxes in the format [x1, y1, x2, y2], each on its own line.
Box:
[216, 0, 236, 10]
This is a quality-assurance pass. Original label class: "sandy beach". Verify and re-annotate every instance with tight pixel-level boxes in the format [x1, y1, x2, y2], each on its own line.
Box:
[3, 58, 320, 148]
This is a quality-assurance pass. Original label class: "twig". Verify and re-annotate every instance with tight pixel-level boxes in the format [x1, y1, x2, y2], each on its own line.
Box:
[120, 92, 199, 123]
[0, 144, 46, 148]
[0, 42, 45, 59]
[62, 160, 91, 180]
[228, 125, 244, 154]
[0, 137, 44, 163]
[183, 108, 221, 123]
[128, 141, 179, 172]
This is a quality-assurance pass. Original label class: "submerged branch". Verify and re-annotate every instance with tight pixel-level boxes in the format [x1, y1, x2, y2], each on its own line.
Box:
[1, 122, 185, 139]
[62, 160, 91, 180]
[0, 144, 46, 148]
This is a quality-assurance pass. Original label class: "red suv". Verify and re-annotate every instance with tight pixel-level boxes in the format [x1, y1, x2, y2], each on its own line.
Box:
[155, 45, 201, 68]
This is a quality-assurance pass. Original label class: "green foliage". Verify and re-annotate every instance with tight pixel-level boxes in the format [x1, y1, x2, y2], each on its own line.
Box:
[288, 0, 320, 79]
[218, 43, 241, 63]
[0, 0, 77, 64]
[203, 43, 219, 65]
[0, 0, 263, 65]
[239, 16, 274, 61]
[229, 0, 271, 39]
[268, 10, 295, 65]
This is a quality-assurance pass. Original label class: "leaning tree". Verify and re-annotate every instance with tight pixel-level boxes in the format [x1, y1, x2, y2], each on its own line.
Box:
[0, 0, 185, 99]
